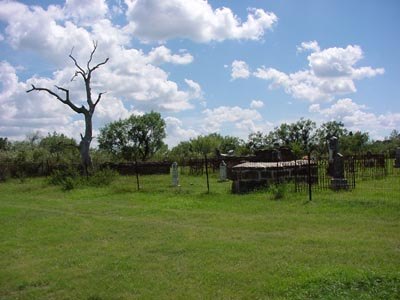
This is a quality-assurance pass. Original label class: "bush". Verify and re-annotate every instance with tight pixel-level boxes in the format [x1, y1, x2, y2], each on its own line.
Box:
[48, 167, 79, 187]
[269, 184, 287, 200]
[48, 167, 118, 190]
[16, 170, 27, 183]
[0, 165, 9, 182]
[87, 168, 118, 187]
[61, 177, 75, 191]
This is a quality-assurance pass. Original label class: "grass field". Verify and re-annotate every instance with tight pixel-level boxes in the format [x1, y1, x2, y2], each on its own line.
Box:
[0, 173, 399, 299]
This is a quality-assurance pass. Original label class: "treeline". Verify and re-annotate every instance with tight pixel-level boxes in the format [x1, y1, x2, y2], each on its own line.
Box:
[1, 116, 399, 169]
[170, 119, 400, 162]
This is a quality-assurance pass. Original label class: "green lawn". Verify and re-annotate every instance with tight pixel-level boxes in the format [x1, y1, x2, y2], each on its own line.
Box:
[0, 174, 399, 299]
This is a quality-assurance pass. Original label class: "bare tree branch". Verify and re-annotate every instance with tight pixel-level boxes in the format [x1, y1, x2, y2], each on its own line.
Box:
[87, 41, 97, 71]
[89, 57, 109, 74]
[70, 70, 86, 82]
[54, 85, 68, 93]
[69, 48, 86, 77]
[94, 92, 106, 108]
[27, 84, 85, 114]
[71, 72, 78, 82]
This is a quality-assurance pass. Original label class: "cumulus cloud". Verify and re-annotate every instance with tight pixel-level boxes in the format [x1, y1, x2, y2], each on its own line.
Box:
[202, 106, 262, 133]
[0, 1, 97, 67]
[309, 98, 400, 135]
[254, 41, 384, 102]
[250, 100, 264, 109]
[231, 60, 250, 80]
[0, 61, 76, 139]
[64, 0, 109, 24]
[124, 0, 277, 42]
[0, 1, 204, 140]
[165, 116, 199, 147]
[297, 40, 320, 53]
[146, 46, 193, 65]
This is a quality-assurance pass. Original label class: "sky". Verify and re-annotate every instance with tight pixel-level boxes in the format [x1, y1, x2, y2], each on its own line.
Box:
[0, 0, 399, 147]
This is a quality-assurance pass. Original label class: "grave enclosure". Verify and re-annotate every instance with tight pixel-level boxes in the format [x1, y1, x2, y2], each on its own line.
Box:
[215, 147, 393, 194]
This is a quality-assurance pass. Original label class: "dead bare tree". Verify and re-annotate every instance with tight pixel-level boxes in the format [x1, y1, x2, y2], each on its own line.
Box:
[27, 41, 109, 175]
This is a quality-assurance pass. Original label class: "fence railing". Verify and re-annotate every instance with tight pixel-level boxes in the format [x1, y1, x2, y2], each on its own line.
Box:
[1, 155, 398, 195]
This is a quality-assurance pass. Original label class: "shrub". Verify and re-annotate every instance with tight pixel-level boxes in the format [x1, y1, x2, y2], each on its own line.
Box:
[48, 166, 79, 187]
[16, 170, 27, 183]
[0, 165, 9, 182]
[61, 177, 75, 191]
[269, 184, 287, 200]
[87, 168, 118, 187]
[48, 166, 118, 190]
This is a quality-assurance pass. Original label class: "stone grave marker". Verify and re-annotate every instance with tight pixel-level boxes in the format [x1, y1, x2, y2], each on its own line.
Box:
[395, 147, 400, 168]
[171, 162, 179, 187]
[219, 160, 227, 182]
[328, 136, 348, 190]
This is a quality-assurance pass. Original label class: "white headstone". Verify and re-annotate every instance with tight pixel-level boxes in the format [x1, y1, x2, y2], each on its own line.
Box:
[219, 160, 227, 181]
[171, 162, 179, 186]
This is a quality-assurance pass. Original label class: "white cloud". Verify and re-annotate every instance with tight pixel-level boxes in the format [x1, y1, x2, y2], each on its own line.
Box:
[308, 44, 384, 78]
[165, 116, 199, 147]
[0, 1, 93, 66]
[254, 41, 384, 102]
[0, 1, 204, 140]
[0, 61, 76, 139]
[146, 46, 193, 65]
[202, 106, 262, 133]
[309, 98, 366, 118]
[250, 100, 264, 109]
[309, 98, 400, 136]
[184, 79, 203, 99]
[124, 0, 277, 42]
[254, 67, 328, 101]
[95, 96, 139, 124]
[162, 105, 275, 146]
[297, 40, 320, 53]
[64, 0, 109, 24]
[231, 60, 250, 80]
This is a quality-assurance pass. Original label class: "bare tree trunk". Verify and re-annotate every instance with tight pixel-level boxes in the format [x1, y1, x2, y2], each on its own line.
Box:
[79, 112, 93, 175]
[26, 42, 108, 176]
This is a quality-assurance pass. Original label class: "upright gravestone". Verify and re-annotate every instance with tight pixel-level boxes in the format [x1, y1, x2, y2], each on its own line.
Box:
[219, 160, 227, 182]
[395, 147, 400, 168]
[327, 136, 348, 190]
[171, 162, 179, 187]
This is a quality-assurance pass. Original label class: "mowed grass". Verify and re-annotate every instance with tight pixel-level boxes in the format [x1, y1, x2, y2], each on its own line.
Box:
[0, 172, 399, 299]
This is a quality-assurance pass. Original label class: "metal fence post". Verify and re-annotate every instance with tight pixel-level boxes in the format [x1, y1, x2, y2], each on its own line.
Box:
[308, 152, 312, 202]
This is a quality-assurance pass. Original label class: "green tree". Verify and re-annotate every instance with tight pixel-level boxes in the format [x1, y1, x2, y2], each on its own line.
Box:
[289, 118, 317, 153]
[98, 119, 130, 160]
[98, 111, 166, 162]
[169, 141, 192, 163]
[219, 135, 245, 154]
[315, 121, 348, 156]
[39, 132, 79, 164]
[275, 123, 292, 146]
[247, 131, 266, 151]
[190, 134, 220, 157]
[341, 131, 370, 155]
[0, 137, 10, 151]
